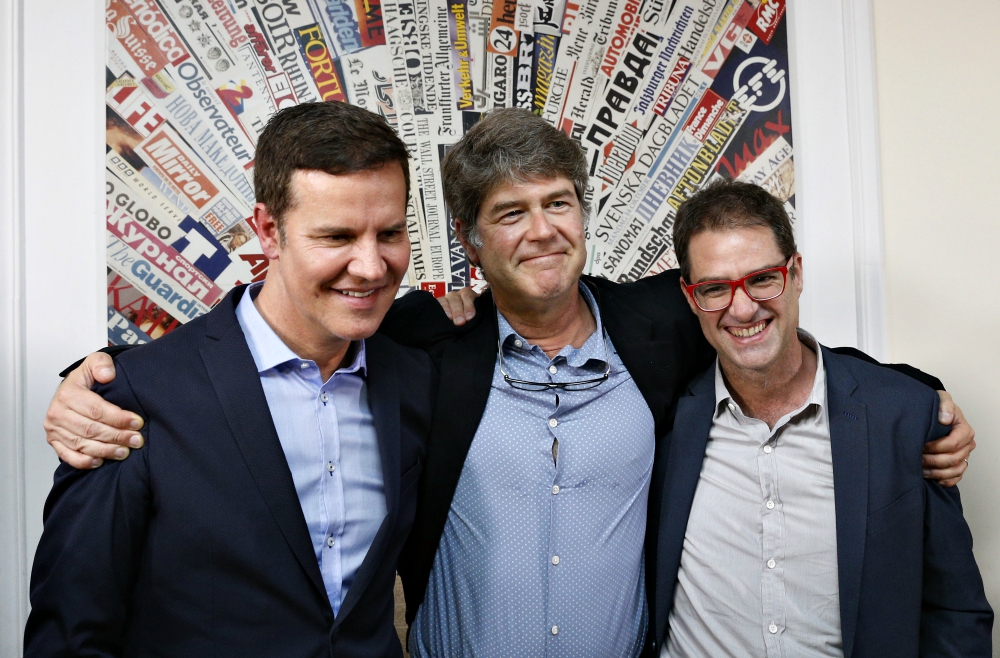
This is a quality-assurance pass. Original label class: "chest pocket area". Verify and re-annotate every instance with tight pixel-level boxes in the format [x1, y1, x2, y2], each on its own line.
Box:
[400, 458, 422, 492]
[867, 485, 922, 538]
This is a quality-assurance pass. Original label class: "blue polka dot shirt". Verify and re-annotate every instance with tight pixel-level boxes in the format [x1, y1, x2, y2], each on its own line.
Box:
[409, 284, 656, 657]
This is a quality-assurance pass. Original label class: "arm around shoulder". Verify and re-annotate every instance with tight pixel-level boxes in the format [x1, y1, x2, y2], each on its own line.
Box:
[919, 398, 993, 656]
[25, 365, 153, 657]
[379, 289, 484, 351]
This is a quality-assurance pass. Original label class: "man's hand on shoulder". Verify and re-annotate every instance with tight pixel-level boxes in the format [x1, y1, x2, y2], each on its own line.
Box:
[437, 286, 481, 326]
[922, 391, 975, 487]
[44, 352, 145, 469]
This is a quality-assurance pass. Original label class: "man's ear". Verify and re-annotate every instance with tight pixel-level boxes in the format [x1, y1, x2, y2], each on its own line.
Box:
[679, 276, 699, 315]
[789, 252, 804, 295]
[255, 203, 281, 261]
[453, 217, 480, 267]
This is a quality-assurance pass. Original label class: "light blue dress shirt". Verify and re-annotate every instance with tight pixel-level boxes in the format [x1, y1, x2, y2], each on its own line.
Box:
[410, 284, 656, 658]
[235, 284, 387, 616]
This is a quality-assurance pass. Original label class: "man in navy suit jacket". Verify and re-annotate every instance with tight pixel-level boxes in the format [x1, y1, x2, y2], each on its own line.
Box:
[25, 103, 435, 657]
[652, 180, 992, 657]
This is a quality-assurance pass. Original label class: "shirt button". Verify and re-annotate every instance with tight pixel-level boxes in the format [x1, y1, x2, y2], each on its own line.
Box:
[767, 558, 776, 569]
[326, 537, 335, 548]
[548, 418, 558, 428]
[551, 555, 560, 565]
[320, 393, 329, 403]
[549, 365, 558, 374]
[551, 485, 560, 495]
[327, 462, 336, 473]
[769, 623, 778, 634]
[514, 339, 523, 348]
[551, 625, 559, 635]
[728, 402, 736, 412]
[766, 500, 775, 510]
[300, 362, 309, 369]
[763, 444, 773, 454]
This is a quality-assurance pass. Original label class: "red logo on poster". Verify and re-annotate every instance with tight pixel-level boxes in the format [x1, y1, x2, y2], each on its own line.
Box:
[747, 0, 785, 45]
[684, 90, 726, 143]
[420, 281, 448, 297]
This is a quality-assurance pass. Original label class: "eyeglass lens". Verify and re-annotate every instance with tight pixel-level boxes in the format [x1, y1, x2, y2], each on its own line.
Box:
[693, 270, 785, 311]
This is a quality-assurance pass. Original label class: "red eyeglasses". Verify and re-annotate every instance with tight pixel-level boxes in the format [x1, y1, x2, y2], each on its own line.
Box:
[683, 259, 791, 312]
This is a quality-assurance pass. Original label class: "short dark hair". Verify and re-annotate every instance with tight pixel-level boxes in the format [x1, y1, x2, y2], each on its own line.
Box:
[673, 179, 796, 281]
[441, 108, 590, 248]
[254, 102, 410, 233]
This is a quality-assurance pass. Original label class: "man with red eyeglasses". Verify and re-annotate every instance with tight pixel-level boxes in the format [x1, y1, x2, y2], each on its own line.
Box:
[651, 180, 993, 657]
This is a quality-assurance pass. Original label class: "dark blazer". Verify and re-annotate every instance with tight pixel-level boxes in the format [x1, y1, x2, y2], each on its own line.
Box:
[653, 347, 993, 657]
[25, 285, 436, 658]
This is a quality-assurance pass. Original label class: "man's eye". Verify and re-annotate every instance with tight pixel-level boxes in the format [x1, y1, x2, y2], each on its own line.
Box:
[699, 284, 728, 297]
[749, 273, 780, 285]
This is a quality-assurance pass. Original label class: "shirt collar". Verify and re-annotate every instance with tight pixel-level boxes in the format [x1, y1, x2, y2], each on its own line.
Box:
[714, 328, 826, 418]
[236, 282, 367, 376]
[496, 282, 608, 368]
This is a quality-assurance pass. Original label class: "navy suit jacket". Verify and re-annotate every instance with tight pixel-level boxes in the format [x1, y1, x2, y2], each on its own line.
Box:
[25, 286, 436, 658]
[653, 347, 993, 657]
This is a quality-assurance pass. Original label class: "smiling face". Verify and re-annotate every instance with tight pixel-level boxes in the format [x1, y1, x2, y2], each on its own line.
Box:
[682, 226, 803, 377]
[255, 165, 410, 368]
[457, 175, 587, 312]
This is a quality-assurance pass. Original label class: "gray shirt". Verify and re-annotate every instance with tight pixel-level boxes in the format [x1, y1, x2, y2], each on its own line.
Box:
[663, 330, 843, 658]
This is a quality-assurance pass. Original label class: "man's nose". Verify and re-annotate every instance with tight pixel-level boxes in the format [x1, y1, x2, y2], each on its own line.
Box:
[728, 285, 759, 319]
[525, 207, 558, 240]
[347, 238, 388, 281]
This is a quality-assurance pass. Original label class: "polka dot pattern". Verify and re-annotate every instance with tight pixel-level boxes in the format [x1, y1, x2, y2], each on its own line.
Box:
[410, 286, 655, 657]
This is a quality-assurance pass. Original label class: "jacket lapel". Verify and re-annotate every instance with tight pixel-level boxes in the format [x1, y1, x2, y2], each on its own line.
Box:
[334, 334, 401, 626]
[405, 291, 498, 617]
[822, 347, 868, 658]
[199, 287, 331, 614]
[653, 366, 716, 646]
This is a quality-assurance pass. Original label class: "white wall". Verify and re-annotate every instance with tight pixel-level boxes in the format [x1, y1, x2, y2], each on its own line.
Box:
[874, 1, 1000, 651]
[0, 0, 105, 652]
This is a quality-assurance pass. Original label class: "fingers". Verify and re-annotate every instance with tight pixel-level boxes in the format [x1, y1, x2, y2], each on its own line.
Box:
[44, 361, 145, 469]
[923, 436, 975, 468]
[46, 422, 134, 463]
[923, 434, 974, 486]
[936, 390, 955, 424]
[44, 391, 145, 444]
[50, 438, 104, 470]
[922, 395, 975, 486]
[456, 287, 479, 322]
[58, 368, 143, 432]
[437, 291, 464, 323]
[72, 351, 118, 387]
[923, 462, 967, 486]
[436, 287, 481, 326]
